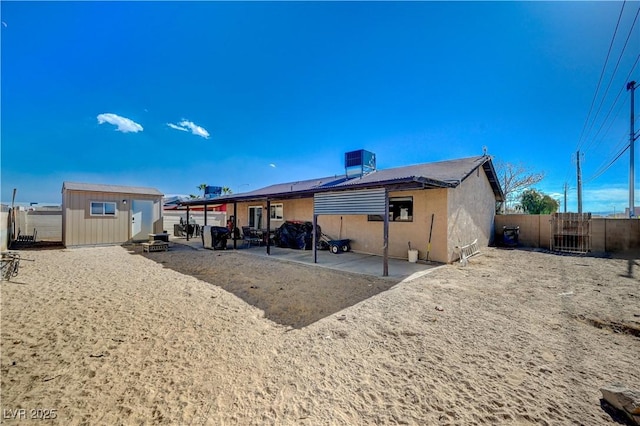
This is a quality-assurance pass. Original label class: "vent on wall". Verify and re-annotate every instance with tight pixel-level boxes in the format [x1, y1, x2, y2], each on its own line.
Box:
[345, 149, 376, 178]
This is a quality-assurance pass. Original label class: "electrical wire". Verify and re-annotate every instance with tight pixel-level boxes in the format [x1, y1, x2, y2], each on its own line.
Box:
[576, 1, 627, 153]
[586, 131, 631, 182]
[582, 8, 640, 154]
[584, 84, 640, 153]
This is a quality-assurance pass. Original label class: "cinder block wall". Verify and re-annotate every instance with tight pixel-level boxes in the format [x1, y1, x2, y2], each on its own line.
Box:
[495, 215, 639, 252]
[495, 215, 552, 249]
[592, 219, 640, 251]
[26, 211, 62, 241]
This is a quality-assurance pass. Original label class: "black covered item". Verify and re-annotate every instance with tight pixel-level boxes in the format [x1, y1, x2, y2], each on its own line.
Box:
[202, 226, 230, 250]
[275, 221, 319, 250]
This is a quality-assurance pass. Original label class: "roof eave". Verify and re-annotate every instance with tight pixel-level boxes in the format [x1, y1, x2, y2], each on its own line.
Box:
[178, 177, 455, 206]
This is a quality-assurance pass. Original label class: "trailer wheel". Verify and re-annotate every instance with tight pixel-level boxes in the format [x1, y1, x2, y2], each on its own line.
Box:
[330, 244, 339, 254]
[341, 244, 349, 252]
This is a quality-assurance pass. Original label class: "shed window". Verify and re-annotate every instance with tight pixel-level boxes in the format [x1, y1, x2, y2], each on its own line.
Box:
[368, 197, 413, 222]
[270, 203, 284, 220]
[90, 201, 117, 216]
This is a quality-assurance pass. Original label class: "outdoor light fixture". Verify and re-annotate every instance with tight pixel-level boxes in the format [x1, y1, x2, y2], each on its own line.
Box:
[122, 199, 127, 205]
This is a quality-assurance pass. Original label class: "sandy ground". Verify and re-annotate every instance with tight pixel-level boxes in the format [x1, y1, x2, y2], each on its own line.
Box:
[1, 244, 639, 425]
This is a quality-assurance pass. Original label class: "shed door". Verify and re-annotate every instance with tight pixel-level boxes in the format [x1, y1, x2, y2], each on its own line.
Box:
[132, 200, 154, 241]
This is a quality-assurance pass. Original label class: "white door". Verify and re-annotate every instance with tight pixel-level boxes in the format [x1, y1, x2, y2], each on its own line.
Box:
[131, 200, 154, 241]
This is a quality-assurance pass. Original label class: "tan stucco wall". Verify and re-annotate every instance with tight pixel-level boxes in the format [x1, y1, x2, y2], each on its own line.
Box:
[226, 170, 498, 264]
[63, 190, 163, 246]
[229, 189, 451, 263]
[447, 167, 497, 262]
[316, 189, 449, 262]
[230, 198, 314, 231]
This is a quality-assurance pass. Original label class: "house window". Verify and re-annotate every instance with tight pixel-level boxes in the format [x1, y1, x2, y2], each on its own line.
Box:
[368, 197, 413, 222]
[270, 203, 283, 220]
[90, 201, 117, 216]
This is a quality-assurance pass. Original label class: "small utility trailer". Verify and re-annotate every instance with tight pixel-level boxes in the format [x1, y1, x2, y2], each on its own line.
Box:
[318, 233, 351, 254]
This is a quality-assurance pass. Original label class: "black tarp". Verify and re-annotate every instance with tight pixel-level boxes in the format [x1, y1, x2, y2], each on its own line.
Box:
[275, 221, 319, 250]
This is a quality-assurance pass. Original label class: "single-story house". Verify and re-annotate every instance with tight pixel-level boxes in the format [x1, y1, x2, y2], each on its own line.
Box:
[62, 182, 164, 247]
[182, 152, 504, 270]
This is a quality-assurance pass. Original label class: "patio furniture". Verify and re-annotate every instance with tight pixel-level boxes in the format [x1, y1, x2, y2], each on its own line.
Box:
[242, 226, 262, 247]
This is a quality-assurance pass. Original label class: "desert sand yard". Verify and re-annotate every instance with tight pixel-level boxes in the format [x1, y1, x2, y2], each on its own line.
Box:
[1, 243, 639, 425]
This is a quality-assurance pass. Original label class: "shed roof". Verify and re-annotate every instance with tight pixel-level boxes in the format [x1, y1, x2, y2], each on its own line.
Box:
[62, 182, 163, 196]
[182, 155, 503, 206]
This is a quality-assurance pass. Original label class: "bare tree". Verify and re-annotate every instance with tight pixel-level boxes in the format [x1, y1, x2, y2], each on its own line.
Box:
[494, 160, 545, 213]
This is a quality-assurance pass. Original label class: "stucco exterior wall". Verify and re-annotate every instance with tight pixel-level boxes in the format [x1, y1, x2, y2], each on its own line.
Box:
[63, 190, 162, 246]
[447, 167, 497, 262]
[230, 198, 314, 231]
[316, 189, 449, 262]
[229, 189, 451, 263]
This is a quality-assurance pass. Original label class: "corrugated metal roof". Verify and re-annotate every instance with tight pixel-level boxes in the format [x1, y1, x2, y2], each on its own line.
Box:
[62, 182, 163, 196]
[182, 155, 503, 205]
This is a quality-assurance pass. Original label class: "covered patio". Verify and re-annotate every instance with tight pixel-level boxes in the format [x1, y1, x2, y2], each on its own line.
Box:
[172, 237, 443, 281]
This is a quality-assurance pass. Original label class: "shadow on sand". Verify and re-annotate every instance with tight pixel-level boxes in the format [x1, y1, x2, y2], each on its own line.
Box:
[132, 243, 400, 329]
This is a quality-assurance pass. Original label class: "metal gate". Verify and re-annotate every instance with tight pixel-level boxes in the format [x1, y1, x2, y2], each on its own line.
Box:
[550, 213, 591, 254]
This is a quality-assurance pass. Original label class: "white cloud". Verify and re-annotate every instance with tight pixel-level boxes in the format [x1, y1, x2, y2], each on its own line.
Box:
[2, 22, 7, 28]
[269, 163, 276, 168]
[167, 119, 210, 139]
[97, 113, 143, 133]
[167, 123, 188, 132]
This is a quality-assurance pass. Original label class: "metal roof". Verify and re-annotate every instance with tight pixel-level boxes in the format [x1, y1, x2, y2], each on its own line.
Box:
[62, 182, 163, 196]
[181, 155, 504, 206]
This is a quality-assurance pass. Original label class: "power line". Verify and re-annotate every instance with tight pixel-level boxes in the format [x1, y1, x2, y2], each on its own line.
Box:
[582, 8, 640, 155]
[585, 87, 630, 156]
[586, 131, 630, 182]
[576, 1, 627, 153]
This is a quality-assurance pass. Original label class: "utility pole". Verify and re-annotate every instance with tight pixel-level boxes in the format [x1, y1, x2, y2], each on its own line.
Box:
[563, 182, 568, 213]
[576, 150, 583, 214]
[627, 81, 636, 218]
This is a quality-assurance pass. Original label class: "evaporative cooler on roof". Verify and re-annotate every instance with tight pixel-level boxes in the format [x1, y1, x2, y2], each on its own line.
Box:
[204, 186, 222, 199]
[345, 149, 376, 178]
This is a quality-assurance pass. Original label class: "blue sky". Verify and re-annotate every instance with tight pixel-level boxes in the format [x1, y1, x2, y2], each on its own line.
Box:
[1, 1, 638, 214]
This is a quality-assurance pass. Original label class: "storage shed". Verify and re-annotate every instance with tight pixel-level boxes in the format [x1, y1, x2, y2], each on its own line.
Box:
[62, 182, 164, 247]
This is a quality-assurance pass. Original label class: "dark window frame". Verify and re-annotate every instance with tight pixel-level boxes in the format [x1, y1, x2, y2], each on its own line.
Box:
[368, 196, 413, 222]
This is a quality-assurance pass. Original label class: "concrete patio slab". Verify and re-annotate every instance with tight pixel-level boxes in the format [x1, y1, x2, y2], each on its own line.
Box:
[172, 237, 443, 281]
